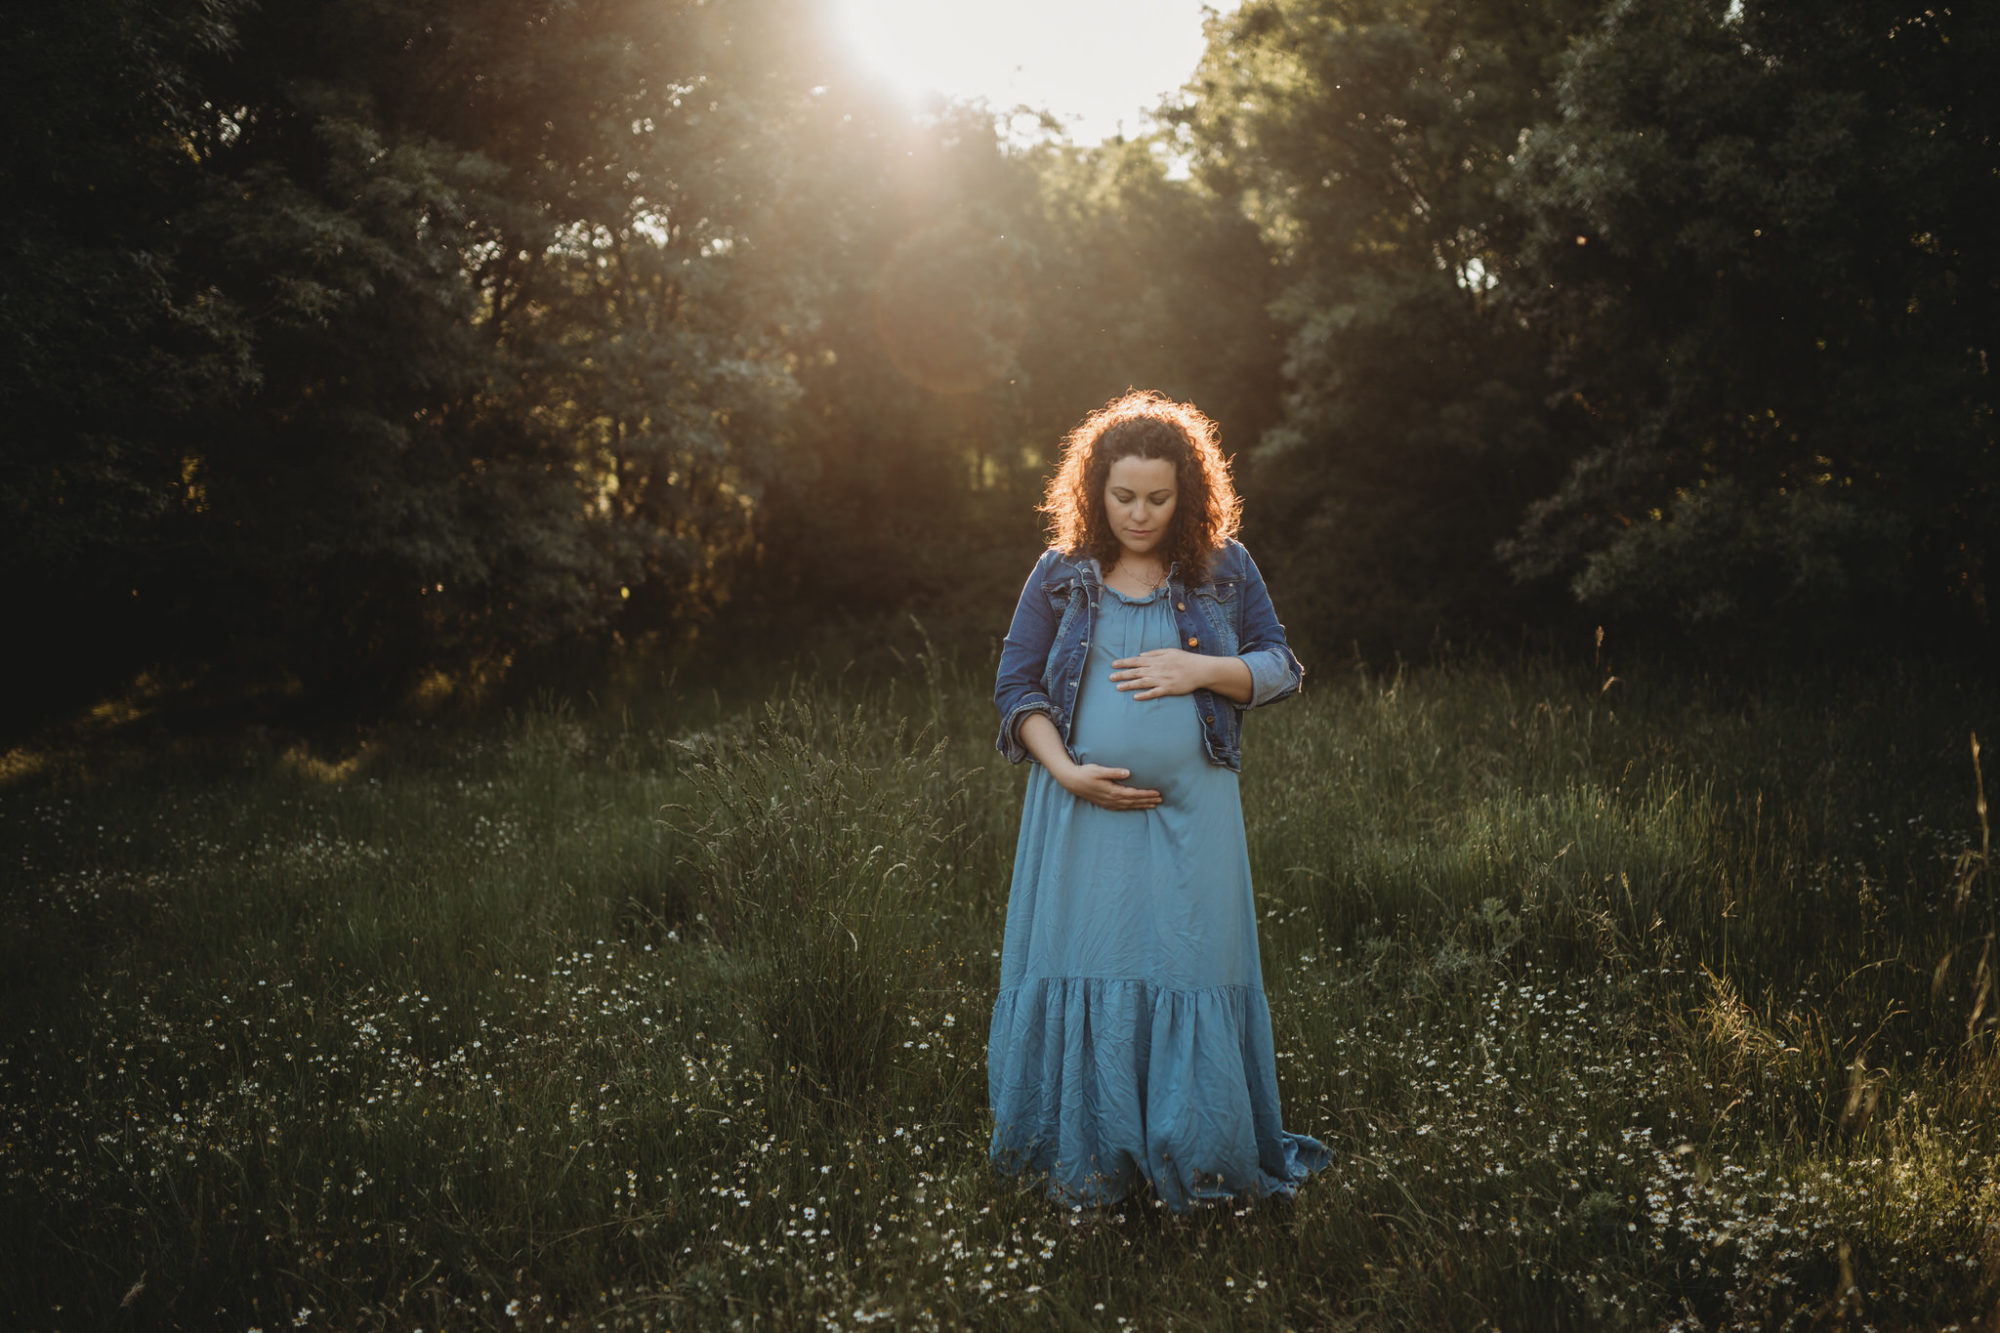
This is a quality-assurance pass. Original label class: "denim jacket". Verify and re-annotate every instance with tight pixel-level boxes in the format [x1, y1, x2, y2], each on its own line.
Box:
[993, 538, 1304, 773]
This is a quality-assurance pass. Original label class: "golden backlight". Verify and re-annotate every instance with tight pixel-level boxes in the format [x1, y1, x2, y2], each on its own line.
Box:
[831, 0, 1225, 144]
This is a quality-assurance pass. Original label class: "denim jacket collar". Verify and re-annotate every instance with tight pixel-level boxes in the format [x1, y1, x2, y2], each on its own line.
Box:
[995, 539, 1304, 774]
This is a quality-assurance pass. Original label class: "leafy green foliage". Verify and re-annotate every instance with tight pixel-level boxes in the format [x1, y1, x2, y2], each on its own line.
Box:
[4, 0, 805, 711]
[1499, 0, 2000, 640]
[1176, 0, 1598, 652]
[0, 0, 260, 705]
[9, 0, 2000, 720]
[732, 102, 1290, 645]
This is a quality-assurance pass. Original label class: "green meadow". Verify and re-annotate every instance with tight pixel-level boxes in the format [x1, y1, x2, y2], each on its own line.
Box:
[4, 653, 1998, 1331]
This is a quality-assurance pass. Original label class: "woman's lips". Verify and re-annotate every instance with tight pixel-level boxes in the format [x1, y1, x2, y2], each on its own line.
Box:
[1126, 529, 1152, 540]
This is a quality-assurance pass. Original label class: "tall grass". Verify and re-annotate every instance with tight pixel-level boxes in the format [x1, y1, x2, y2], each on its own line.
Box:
[2, 653, 1997, 1329]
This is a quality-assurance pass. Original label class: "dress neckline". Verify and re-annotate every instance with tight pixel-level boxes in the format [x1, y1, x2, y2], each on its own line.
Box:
[1086, 554, 1176, 605]
[1101, 581, 1168, 606]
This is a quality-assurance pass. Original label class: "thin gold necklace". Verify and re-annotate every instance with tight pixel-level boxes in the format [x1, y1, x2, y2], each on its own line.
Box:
[1110, 561, 1167, 594]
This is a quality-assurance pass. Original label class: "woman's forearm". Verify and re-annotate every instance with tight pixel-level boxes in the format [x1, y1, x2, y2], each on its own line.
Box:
[1016, 712, 1078, 775]
[1203, 655, 1254, 705]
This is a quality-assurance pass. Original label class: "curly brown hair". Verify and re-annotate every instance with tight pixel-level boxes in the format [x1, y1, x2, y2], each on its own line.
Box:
[1040, 390, 1242, 587]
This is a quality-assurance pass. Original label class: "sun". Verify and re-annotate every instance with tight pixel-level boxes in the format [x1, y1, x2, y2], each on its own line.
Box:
[831, 0, 1225, 144]
[832, 0, 1021, 108]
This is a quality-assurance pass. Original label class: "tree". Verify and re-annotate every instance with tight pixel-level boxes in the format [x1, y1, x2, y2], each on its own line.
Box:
[2, 0, 807, 716]
[1500, 0, 2000, 643]
[0, 0, 259, 712]
[733, 88, 1288, 643]
[1177, 0, 1595, 653]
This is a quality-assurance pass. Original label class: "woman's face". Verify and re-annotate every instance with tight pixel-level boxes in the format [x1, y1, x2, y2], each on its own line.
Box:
[1102, 454, 1178, 560]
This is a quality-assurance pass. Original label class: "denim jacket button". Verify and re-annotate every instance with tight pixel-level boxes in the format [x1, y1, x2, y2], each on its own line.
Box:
[1176, 601, 1186, 611]
[1186, 636, 1198, 648]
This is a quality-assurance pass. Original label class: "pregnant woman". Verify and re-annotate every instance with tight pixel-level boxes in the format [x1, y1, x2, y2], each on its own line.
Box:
[987, 389, 1329, 1211]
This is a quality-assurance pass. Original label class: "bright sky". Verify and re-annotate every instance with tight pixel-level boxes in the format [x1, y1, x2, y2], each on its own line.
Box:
[832, 0, 1235, 145]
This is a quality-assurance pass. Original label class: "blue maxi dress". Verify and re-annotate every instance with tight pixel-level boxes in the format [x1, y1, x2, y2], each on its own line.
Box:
[986, 581, 1330, 1209]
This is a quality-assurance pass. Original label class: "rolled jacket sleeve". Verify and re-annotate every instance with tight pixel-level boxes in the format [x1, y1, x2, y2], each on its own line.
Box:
[1239, 645, 1303, 708]
[1231, 545, 1304, 709]
[996, 698, 1060, 764]
[993, 552, 1062, 763]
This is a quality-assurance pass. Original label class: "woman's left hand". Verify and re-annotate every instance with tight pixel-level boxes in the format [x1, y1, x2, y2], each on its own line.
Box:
[1110, 649, 1210, 701]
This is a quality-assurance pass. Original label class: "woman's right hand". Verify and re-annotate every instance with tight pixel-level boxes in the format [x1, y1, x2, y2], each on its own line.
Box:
[1015, 714, 1159, 811]
[1056, 763, 1162, 811]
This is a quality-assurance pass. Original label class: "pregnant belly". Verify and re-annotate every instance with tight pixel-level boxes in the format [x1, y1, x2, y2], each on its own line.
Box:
[1069, 676, 1206, 800]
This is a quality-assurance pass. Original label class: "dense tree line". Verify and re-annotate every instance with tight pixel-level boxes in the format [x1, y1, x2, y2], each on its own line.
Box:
[4, 0, 1994, 725]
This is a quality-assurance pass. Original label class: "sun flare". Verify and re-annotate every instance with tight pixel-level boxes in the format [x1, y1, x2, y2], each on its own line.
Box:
[832, 0, 1224, 143]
